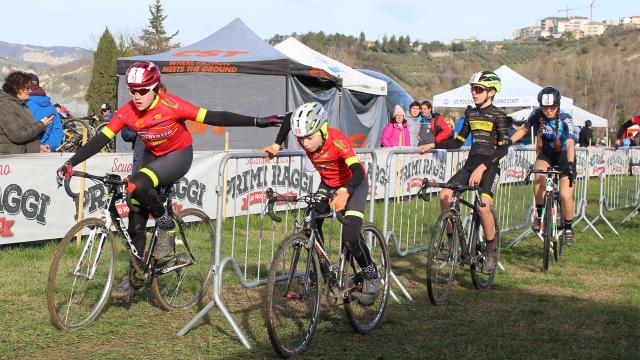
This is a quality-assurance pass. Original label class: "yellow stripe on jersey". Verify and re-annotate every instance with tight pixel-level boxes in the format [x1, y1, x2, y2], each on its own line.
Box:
[139, 167, 160, 188]
[470, 120, 494, 131]
[345, 210, 364, 219]
[456, 135, 466, 142]
[195, 108, 207, 123]
[345, 156, 360, 166]
[101, 126, 116, 139]
[148, 95, 160, 110]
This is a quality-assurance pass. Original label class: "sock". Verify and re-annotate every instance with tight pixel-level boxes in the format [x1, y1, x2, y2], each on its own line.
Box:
[535, 204, 543, 217]
[485, 239, 496, 251]
[564, 219, 573, 229]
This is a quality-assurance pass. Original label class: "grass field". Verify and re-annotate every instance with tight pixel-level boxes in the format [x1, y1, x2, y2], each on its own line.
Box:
[0, 179, 638, 359]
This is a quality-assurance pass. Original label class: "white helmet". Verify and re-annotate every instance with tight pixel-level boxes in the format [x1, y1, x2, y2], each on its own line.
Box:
[290, 102, 328, 137]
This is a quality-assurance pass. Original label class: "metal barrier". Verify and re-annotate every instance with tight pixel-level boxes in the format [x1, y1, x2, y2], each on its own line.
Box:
[621, 147, 640, 223]
[586, 147, 640, 232]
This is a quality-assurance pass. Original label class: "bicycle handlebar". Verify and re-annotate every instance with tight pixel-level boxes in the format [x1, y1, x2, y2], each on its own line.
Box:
[63, 171, 125, 199]
[419, 179, 485, 207]
[524, 165, 564, 185]
[265, 187, 349, 225]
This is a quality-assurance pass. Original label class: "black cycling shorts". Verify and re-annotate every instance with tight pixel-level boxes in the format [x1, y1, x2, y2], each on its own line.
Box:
[536, 149, 570, 179]
[316, 177, 368, 219]
[139, 146, 193, 186]
[448, 158, 500, 198]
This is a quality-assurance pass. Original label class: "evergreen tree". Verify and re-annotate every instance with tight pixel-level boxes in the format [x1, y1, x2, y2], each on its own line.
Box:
[358, 31, 366, 50]
[85, 28, 118, 116]
[132, 0, 180, 55]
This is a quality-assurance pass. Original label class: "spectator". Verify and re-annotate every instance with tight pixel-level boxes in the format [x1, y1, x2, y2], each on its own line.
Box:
[0, 71, 53, 154]
[92, 103, 113, 123]
[578, 120, 594, 147]
[25, 73, 63, 152]
[54, 103, 71, 120]
[419, 100, 453, 144]
[405, 101, 421, 146]
[381, 105, 411, 147]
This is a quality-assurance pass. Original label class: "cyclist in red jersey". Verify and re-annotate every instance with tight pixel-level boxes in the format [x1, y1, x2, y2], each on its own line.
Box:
[614, 115, 640, 149]
[56, 61, 283, 299]
[262, 102, 381, 306]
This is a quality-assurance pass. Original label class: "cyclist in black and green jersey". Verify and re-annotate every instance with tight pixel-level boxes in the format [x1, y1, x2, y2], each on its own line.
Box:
[434, 71, 511, 274]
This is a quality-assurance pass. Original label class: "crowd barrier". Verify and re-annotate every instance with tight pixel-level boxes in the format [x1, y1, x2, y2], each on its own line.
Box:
[2, 145, 638, 349]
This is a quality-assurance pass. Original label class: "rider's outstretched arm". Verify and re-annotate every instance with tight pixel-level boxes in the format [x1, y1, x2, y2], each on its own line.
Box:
[198, 110, 282, 128]
[66, 132, 111, 166]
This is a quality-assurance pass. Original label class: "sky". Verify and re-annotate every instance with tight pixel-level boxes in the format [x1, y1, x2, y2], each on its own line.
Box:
[2, 0, 639, 49]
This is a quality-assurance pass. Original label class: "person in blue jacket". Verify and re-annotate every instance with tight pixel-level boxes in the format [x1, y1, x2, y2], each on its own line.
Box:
[25, 73, 63, 151]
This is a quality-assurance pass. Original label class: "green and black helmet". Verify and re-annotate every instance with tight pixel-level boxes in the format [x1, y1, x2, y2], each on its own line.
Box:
[469, 71, 501, 92]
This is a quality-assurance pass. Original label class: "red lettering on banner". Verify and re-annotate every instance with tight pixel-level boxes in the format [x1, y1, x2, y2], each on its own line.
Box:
[240, 191, 297, 210]
[112, 158, 133, 173]
[405, 178, 424, 192]
[0, 164, 11, 176]
[506, 168, 525, 180]
[0, 217, 15, 237]
[116, 202, 183, 218]
[348, 133, 367, 148]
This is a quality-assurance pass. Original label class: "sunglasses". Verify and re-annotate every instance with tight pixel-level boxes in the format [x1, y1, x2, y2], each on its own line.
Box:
[542, 105, 558, 112]
[470, 86, 487, 94]
[128, 85, 155, 96]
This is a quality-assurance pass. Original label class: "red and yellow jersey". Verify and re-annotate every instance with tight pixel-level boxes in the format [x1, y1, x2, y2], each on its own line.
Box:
[633, 115, 640, 126]
[103, 93, 206, 156]
[301, 128, 366, 188]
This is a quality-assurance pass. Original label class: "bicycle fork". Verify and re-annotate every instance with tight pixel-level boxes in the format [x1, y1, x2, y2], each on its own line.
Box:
[73, 213, 113, 280]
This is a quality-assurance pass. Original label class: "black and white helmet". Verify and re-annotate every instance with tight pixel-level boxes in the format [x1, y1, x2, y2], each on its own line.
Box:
[290, 102, 328, 137]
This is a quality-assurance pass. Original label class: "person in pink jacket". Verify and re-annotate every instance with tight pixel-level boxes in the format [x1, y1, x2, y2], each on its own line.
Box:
[381, 105, 411, 147]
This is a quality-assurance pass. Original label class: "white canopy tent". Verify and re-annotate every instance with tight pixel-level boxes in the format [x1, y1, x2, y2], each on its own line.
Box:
[275, 37, 387, 95]
[432, 65, 573, 109]
[508, 106, 608, 128]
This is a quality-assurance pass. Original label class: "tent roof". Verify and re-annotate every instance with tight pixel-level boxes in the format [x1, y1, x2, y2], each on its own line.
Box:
[117, 18, 337, 82]
[432, 65, 573, 109]
[275, 37, 387, 95]
[509, 105, 608, 128]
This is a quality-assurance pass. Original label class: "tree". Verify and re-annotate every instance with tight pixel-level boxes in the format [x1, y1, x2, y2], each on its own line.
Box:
[358, 31, 366, 50]
[132, 0, 180, 55]
[85, 28, 118, 116]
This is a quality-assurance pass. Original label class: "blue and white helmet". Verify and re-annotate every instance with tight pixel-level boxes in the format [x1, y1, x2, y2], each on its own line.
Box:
[290, 102, 328, 137]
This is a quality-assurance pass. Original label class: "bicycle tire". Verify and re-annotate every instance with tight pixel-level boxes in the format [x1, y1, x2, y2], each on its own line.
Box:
[150, 208, 215, 311]
[426, 211, 458, 305]
[265, 233, 322, 358]
[542, 194, 554, 272]
[58, 119, 95, 152]
[553, 197, 565, 262]
[344, 222, 390, 334]
[47, 218, 116, 330]
[470, 207, 500, 289]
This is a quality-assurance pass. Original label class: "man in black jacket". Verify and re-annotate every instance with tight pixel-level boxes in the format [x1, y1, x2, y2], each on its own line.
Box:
[578, 120, 594, 147]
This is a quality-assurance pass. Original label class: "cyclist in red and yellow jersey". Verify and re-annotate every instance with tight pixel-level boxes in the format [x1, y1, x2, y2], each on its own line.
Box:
[263, 102, 381, 306]
[614, 115, 640, 149]
[56, 61, 282, 299]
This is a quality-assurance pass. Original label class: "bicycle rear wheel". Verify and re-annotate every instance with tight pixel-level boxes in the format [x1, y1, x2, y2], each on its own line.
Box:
[542, 194, 554, 272]
[47, 218, 116, 330]
[470, 207, 500, 289]
[58, 119, 95, 152]
[426, 211, 458, 305]
[266, 233, 321, 358]
[553, 197, 565, 262]
[150, 208, 215, 311]
[344, 222, 390, 334]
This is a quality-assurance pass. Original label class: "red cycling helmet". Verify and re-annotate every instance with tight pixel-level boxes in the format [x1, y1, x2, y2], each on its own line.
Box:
[125, 61, 161, 88]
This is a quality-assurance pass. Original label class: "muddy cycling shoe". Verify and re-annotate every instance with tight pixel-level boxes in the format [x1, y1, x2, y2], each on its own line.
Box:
[482, 248, 498, 275]
[155, 212, 175, 230]
[154, 230, 176, 259]
[564, 227, 575, 247]
[359, 277, 381, 306]
[531, 217, 541, 232]
[111, 276, 133, 300]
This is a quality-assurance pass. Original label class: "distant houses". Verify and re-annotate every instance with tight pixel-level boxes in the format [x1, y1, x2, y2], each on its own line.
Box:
[513, 15, 640, 40]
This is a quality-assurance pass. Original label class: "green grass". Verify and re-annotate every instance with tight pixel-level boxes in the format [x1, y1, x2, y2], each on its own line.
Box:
[0, 179, 638, 359]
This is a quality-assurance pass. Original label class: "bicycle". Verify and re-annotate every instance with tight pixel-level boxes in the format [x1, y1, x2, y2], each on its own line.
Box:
[56, 118, 96, 152]
[47, 171, 215, 330]
[264, 188, 390, 358]
[524, 166, 566, 272]
[419, 180, 500, 305]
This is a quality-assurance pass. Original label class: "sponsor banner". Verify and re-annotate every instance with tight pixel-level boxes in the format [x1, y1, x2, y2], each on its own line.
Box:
[588, 148, 607, 176]
[0, 152, 219, 245]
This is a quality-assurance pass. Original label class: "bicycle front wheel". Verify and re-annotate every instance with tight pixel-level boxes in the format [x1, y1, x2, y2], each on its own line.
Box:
[344, 222, 390, 333]
[427, 211, 458, 305]
[470, 207, 500, 289]
[542, 194, 554, 272]
[265, 233, 321, 358]
[47, 218, 116, 330]
[150, 208, 215, 311]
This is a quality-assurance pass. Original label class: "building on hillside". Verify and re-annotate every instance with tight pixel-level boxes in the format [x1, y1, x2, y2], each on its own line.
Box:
[514, 16, 608, 39]
[513, 26, 550, 40]
[620, 16, 640, 28]
[451, 37, 478, 44]
[412, 43, 423, 53]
